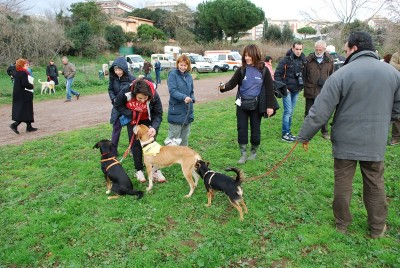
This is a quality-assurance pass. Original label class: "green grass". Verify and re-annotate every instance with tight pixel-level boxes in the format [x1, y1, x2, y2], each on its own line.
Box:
[0, 96, 399, 267]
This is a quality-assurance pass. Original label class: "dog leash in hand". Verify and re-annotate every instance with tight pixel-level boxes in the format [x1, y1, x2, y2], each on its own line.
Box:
[120, 112, 142, 163]
[243, 141, 299, 182]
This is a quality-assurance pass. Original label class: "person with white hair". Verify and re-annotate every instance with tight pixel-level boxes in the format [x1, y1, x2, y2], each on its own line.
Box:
[326, 45, 346, 71]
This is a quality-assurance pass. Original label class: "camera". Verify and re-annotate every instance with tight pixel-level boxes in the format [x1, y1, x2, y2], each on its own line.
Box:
[295, 72, 303, 86]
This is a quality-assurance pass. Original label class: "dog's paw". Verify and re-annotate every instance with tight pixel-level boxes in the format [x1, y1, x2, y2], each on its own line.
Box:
[106, 190, 111, 194]
[146, 186, 152, 192]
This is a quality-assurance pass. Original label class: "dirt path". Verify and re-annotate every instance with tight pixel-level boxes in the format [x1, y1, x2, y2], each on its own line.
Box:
[0, 74, 235, 146]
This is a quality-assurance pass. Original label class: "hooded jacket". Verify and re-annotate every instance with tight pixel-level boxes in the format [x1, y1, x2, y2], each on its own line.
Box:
[304, 51, 334, 99]
[108, 57, 135, 124]
[298, 50, 400, 161]
[274, 49, 306, 93]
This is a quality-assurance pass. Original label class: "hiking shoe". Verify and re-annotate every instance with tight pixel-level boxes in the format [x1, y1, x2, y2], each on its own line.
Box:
[370, 224, 387, 239]
[65, 99, 71, 102]
[153, 170, 166, 183]
[10, 124, 19, 134]
[389, 138, 399, 146]
[76, 93, 80, 100]
[322, 132, 331, 140]
[282, 133, 295, 142]
[135, 170, 146, 183]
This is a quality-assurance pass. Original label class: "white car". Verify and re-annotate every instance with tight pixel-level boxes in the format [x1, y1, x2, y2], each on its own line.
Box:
[125, 54, 144, 72]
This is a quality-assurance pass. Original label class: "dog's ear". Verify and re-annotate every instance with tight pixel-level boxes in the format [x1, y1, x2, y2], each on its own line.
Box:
[93, 141, 100, 149]
[205, 161, 210, 167]
[195, 160, 201, 169]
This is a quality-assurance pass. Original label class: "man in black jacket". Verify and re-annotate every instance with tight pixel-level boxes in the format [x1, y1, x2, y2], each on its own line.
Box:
[274, 42, 306, 142]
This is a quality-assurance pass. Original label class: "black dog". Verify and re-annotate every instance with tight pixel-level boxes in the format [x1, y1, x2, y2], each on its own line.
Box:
[93, 140, 143, 200]
[195, 160, 248, 220]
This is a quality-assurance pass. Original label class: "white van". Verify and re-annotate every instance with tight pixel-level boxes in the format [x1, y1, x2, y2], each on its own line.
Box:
[125, 54, 144, 72]
[203, 50, 242, 71]
[183, 53, 212, 73]
[151, 54, 176, 70]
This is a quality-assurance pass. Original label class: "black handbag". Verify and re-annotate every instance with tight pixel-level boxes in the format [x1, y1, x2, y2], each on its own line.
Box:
[240, 96, 258, 111]
[273, 80, 288, 98]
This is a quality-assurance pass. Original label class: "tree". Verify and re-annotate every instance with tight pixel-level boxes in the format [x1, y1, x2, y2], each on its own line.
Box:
[215, 0, 264, 43]
[281, 24, 294, 44]
[297, 26, 317, 39]
[105, 25, 126, 51]
[194, 1, 223, 42]
[67, 21, 94, 56]
[264, 24, 281, 43]
[137, 24, 166, 42]
[68, 1, 109, 35]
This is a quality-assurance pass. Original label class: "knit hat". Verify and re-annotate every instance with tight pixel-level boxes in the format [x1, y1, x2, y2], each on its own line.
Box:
[326, 45, 336, 53]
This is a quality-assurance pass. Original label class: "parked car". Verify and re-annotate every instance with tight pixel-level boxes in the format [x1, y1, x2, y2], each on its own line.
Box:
[204, 57, 229, 72]
[151, 53, 176, 70]
[183, 53, 212, 73]
[125, 54, 144, 72]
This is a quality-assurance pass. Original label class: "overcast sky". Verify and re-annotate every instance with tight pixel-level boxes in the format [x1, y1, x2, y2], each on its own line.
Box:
[28, 0, 379, 21]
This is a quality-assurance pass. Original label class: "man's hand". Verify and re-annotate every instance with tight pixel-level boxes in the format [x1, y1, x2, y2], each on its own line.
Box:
[302, 142, 309, 151]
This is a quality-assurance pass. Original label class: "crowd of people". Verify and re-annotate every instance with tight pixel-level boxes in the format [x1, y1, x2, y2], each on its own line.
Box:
[7, 31, 400, 239]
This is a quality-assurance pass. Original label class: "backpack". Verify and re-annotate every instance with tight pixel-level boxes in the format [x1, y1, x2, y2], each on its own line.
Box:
[7, 64, 16, 77]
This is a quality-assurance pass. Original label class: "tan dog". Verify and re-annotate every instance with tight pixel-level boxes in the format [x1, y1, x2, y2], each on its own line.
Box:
[38, 79, 55, 94]
[135, 124, 201, 198]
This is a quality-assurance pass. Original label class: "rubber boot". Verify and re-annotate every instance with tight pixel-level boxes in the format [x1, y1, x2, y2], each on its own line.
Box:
[26, 123, 38, 132]
[238, 144, 247, 164]
[247, 145, 259, 160]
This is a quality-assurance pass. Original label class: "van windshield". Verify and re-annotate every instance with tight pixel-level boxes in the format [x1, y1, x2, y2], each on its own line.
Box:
[192, 55, 207, 62]
[131, 56, 144, 62]
[231, 53, 241, 60]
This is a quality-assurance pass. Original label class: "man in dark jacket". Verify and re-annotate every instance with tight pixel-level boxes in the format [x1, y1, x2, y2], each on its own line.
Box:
[108, 57, 136, 155]
[297, 31, 400, 238]
[274, 41, 306, 142]
[46, 59, 59, 85]
[304, 40, 334, 140]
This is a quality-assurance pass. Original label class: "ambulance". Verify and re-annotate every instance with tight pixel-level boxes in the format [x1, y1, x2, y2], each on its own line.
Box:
[203, 50, 242, 71]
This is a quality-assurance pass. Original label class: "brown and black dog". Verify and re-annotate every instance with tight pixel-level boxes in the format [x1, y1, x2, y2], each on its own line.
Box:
[195, 159, 248, 221]
[134, 124, 201, 198]
[93, 140, 143, 200]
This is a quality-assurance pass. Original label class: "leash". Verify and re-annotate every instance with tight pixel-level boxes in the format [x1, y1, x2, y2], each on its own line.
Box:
[119, 112, 142, 163]
[243, 141, 304, 182]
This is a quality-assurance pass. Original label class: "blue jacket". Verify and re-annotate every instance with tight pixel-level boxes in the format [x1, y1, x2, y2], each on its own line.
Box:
[167, 69, 195, 125]
[108, 57, 135, 124]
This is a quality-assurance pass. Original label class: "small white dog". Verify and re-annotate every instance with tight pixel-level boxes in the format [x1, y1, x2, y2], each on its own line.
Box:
[38, 79, 56, 94]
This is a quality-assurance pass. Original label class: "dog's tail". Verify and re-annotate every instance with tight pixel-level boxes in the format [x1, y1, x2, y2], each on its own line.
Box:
[127, 189, 144, 199]
[225, 167, 244, 186]
[38, 79, 43, 83]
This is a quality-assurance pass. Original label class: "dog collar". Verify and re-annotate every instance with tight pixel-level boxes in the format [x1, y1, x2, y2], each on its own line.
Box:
[140, 136, 155, 147]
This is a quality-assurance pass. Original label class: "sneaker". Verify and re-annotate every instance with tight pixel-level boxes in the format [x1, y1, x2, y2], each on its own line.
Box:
[289, 132, 297, 139]
[370, 224, 387, 239]
[65, 99, 71, 102]
[322, 132, 331, 140]
[389, 138, 399, 146]
[9, 124, 19, 134]
[153, 170, 166, 183]
[76, 93, 80, 100]
[282, 133, 295, 142]
[135, 170, 146, 183]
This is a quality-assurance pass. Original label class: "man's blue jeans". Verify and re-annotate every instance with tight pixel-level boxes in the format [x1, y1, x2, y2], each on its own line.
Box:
[66, 78, 79, 100]
[282, 90, 299, 135]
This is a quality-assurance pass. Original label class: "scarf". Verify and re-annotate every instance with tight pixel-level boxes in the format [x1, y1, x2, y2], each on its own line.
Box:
[126, 99, 148, 125]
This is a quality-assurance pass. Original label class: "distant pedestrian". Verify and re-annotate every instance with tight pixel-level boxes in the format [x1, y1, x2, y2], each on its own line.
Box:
[9, 58, 38, 134]
[264, 56, 274, 79]
[154, 59, 161, 85]
[61, 56, 80, 102]
[6, 61, 17, 83]
[143, 60, 152, 79]
[46, 59, 59, 85]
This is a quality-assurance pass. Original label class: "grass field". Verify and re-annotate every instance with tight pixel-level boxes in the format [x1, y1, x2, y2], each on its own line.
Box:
[0, 94, 399, 267]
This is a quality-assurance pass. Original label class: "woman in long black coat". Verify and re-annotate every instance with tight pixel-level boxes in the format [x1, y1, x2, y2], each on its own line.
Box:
[9, 58, 37, 134]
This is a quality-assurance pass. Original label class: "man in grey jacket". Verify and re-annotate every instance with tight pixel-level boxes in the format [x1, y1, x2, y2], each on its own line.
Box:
[297, 31, 400, 238]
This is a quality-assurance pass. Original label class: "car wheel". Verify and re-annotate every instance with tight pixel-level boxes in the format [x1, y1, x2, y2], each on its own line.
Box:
[213, 66, 220, 73]
[233, 66, 239, 71]
[192, 67, 198, 73]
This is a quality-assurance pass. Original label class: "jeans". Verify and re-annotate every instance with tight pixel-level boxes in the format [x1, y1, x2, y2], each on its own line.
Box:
[155, 69, 161, 84]
[66, 77, 79, 100]
[333, 159, 387, 234]
[282, 90, 299, 135]
[167, 123, 191, 146]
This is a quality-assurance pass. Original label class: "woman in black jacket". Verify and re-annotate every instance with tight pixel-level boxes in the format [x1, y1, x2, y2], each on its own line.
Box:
[9, 58, 37, 134]
[219, 44, 275, 164]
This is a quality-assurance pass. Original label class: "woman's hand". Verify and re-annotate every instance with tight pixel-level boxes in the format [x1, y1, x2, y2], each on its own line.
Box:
[147, 127, 156, 137]
[266, 108, 274, 117]
[184, 97, 192, 104]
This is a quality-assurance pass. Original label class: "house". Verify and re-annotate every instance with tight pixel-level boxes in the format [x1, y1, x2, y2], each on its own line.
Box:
[112, 16, 154, 33]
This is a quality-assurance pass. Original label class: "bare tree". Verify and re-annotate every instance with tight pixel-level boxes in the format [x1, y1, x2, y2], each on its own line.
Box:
[0, 0, 34, 14]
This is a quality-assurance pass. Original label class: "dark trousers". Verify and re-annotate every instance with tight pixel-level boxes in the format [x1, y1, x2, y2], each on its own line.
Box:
[305, 98, 328, 134]
[111, 119, 122, 155]
[236, 106, 262, 145]
[333, 159, 387, 234]
[126, 119, 151, 171]
[392, 119, 400, 138]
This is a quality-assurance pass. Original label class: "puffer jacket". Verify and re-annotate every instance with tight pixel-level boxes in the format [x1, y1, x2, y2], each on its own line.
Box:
[298, 50, 400, 161]
[108, 57, 135, 124]
[274, 49, 306, 93]
[167, 68, 195, 125]
[303, 52, 334, 99]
